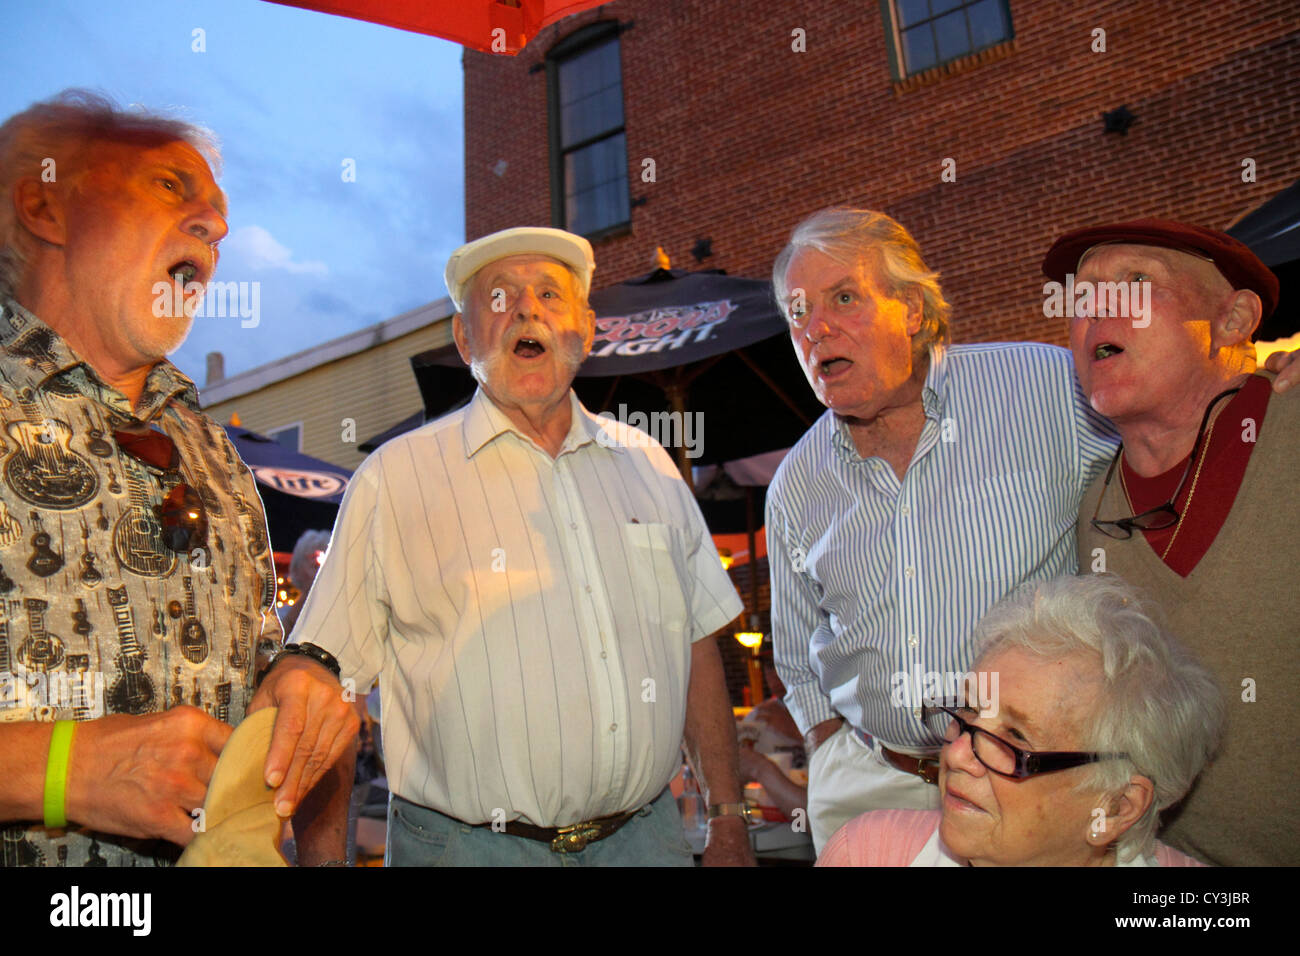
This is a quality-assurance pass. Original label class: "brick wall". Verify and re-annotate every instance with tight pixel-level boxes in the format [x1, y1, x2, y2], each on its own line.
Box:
[464, 0, 1300, 347]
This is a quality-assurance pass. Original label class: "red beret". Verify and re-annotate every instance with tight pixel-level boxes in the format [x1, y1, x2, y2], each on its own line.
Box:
[1041, 218, 1278, 320]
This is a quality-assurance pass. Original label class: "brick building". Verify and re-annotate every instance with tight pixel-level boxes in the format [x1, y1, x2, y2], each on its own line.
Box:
[463, 0, 1300, 346]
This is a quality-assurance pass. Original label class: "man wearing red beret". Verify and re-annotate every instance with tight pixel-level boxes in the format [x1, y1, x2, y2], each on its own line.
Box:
[1044, 219, 1297, 866]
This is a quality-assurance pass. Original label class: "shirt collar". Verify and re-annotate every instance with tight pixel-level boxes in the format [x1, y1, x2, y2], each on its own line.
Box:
[462, 387, 611, 459]
[1, 298, 201, 420]
[830, 343, 948, 459]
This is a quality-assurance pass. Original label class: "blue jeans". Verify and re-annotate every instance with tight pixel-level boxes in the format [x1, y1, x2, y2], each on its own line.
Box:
[386, 788, 694, 867]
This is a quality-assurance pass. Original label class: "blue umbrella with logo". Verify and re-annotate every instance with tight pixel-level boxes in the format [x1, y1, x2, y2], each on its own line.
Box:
[223, 426, 352, 551]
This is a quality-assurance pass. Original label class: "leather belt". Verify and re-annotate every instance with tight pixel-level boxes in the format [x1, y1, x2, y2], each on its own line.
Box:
[855, 729, 940, 786]
[474, 808, 641, 853]
[880, 745, 941, 785]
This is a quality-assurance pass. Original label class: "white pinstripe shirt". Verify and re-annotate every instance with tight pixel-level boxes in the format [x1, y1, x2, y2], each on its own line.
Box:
[294, 389, 742, 827]
[767, 343, 1117, 752]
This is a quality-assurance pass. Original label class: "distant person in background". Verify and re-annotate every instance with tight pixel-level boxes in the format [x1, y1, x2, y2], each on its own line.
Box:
[280, 529, 330, 636]
[737, 653, 807, 822]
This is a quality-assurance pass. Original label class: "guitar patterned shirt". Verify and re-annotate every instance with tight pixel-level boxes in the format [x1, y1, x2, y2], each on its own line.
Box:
[0, 300, 282, 867]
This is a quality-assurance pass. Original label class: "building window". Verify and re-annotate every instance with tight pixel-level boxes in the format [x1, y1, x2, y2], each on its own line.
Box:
[887, 0, 1013, 77]
[266, 423, 301, 452]
[548, 23, 630, 239]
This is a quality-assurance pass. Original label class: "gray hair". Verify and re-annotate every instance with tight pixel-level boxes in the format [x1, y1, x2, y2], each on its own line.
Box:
[288, 529, 332, 593]
[0, 88, 222, 298]
[971, 574, 1223, 863]
[772, 208, 951, 356]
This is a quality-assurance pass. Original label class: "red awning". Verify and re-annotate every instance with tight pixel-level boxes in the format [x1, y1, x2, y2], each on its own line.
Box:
[266, 0, 611, 53]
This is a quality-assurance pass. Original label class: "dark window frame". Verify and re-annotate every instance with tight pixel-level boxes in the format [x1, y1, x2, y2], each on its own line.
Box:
[545, 20, 632, 241]
[880, 0, 1015, 81]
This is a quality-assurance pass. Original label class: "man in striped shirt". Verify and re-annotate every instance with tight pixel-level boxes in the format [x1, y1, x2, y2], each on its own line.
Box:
[766, 208, 1121, 851]
[292, 227, 752, 865]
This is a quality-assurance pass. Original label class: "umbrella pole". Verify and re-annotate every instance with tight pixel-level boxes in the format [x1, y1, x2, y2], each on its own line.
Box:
[666, 381, 693, 492]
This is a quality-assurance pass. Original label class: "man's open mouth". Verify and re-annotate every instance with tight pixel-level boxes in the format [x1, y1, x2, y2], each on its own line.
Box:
[514, 337, 546, 358]
[1094, 343, 1123, 360]
[169, 260, 200, 284]
[819, 357, 852, 375]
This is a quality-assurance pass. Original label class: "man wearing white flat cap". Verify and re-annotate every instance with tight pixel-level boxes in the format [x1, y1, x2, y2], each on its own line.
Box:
[292, 227, 752, 866]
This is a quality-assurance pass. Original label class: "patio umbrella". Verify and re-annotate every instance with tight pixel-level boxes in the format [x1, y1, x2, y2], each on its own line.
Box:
[224, 426, 352, 551]
[1228, 177, 1300, 342]
[408, 267, 824, 488]
[265, 0, 611, 54]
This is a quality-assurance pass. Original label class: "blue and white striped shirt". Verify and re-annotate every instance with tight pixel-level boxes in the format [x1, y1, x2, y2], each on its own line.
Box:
[767, 343, 1117, 751]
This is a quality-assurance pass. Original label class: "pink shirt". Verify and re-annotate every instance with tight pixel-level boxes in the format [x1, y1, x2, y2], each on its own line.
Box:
[817, 809, 1207, 867]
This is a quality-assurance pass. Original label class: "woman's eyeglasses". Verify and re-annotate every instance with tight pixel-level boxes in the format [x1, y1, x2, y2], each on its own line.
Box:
[920, 704, 1128, 780]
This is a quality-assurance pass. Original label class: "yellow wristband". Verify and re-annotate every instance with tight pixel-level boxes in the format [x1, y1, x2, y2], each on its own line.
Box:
[43, 720, 76, 829]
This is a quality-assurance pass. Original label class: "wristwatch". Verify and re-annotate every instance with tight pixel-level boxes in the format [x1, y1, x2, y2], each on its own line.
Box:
[270, 642, 341, 679]
[707, 802, 754, 824]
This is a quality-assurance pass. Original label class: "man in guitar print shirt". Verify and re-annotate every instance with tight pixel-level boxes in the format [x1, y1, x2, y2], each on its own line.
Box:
[0, 91, 357, 866]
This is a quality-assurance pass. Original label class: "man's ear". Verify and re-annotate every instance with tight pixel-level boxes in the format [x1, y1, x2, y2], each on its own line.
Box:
[581, 306, 596, 357]
[902, 285, 924, 338]
[452, 312, 472, 365]
[1089, 774, 1155, 848]
[12, 178, 66, 246]
[1212, 289, 1262, 350]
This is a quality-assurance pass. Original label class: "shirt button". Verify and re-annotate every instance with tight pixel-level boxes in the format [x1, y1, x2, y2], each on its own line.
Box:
[899, 504, 911, 517]
[600, 650, 607, 659]
[871, 462, 882, 472]
[913, 707, 922, 720]
[585, 585, 593, 594]
[905, 566, 916, 579]
[609, 723, 617, 733]
[907, 634, 919, 647]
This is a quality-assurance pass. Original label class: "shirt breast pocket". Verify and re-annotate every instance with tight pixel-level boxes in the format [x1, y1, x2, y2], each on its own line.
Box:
[622, 522, 690, 638]
[953, 470, 1068, 585]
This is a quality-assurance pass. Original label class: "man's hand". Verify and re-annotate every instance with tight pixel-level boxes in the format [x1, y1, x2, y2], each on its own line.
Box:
[249, 656, 359, 820]
[64, 706, 231, 847]
[803, 717, 844, 758]
[1264, 349, 1300, 392]
[701, 814, 753, 867]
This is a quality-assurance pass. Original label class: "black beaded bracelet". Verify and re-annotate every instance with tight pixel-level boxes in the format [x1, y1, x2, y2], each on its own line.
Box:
[272, 642, 341, 680]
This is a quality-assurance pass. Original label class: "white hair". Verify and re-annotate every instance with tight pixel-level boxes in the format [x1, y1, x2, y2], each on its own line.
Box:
[971, 574, 1223, 862]
[772, 207, 951, 356]
[288, 529, 331, 593]
[0, 88, 221, 298]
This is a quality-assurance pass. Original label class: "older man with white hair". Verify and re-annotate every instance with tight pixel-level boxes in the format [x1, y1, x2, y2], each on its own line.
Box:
[0, 90, 355, 867]
[291, 227, 752, 866]
[1048, 219, 1299, 866]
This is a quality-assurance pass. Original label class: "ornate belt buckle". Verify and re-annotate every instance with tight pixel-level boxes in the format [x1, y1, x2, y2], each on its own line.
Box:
[917, 757, 940, 786]
[550, 821, 603, 853]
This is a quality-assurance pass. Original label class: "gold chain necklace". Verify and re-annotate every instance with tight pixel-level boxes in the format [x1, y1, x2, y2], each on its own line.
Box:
[1119, 412, 1222, 561]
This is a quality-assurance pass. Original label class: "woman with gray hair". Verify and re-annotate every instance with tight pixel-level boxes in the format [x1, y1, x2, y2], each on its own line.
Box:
[819, 574, 1222, 866]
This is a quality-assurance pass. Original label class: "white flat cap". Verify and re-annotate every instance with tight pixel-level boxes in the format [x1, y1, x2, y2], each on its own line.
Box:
[444, 226, 596, 311]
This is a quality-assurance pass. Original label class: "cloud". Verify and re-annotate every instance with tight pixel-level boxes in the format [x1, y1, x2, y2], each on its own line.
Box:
[226, 224, 328, 276]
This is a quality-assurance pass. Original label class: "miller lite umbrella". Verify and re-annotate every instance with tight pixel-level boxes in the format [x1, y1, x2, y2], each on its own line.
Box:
[223, 426, 352, 552]
[408, 267, 824, 489]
